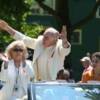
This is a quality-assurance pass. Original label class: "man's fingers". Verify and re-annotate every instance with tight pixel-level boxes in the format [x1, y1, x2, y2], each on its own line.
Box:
[62, 25, 66, 31]
[61, 25, 67, 36]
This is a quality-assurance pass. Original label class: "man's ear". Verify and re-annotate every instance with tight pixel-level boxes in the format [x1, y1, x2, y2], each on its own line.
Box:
[54, 35, 59, 42]
[56, 33, 60, 39]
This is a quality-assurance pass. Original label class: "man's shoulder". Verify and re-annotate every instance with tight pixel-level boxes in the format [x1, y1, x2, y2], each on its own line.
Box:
[37, 35, 43, 40]
[35, 35, 43, 45]
[25, 60, 34, 71]
[56, 39, 62, 46]
[25, 60, 32, 66]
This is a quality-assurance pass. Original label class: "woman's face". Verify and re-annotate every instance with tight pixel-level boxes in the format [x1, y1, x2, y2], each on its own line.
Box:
[10, 46, 24, 61]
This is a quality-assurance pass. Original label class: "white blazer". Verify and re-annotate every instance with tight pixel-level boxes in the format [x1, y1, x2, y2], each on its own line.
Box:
[0, 60, 34, 100]
[13, 31, 71, 81]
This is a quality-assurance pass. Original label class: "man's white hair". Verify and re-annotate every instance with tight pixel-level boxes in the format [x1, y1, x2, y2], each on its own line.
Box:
[44, 27, 59, 42]
[44, 27, 59, 35]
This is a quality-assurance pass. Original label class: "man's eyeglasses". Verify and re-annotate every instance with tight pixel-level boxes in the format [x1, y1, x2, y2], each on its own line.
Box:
[12, 48, 24, 52]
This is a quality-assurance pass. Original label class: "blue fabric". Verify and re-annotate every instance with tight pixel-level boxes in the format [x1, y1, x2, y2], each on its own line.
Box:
[28, 82, 100, 100]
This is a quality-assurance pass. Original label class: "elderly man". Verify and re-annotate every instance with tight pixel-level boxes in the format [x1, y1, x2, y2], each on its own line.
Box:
[0, 20, 71, 81]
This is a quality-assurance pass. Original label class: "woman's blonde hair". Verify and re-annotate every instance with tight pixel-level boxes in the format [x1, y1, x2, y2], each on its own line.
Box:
[5, 40, 28, 60]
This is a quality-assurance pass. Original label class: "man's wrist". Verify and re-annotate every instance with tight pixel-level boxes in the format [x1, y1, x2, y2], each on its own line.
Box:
[62, 38, 67, 44]
[6, 26, 15, 36]
[62, 40, 70, 48]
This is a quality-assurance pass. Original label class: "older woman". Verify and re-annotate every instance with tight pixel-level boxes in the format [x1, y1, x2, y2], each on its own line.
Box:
[0, 40, 34, 100]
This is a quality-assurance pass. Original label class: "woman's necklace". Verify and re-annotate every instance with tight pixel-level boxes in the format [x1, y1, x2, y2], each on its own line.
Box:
[13, 61, 26, 91]
[14, 63, 20, 91]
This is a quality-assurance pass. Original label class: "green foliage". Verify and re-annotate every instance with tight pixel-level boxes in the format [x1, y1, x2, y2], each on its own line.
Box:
[21, 22, 45, 38]
[25, 0, 33, 5]
[0, 32, 14, 51]
[0, 0, 30, 18]
[0, 0, 45, 52]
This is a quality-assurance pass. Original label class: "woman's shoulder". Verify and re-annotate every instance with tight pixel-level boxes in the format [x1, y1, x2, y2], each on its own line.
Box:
[25, 60, 34, 77]
[25, 60, 33, 67]
[25, 60, 33, 70]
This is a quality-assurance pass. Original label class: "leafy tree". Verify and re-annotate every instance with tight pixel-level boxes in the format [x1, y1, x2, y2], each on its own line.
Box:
[35, 0, 100, 36]
[21, 22, 45, 38]
[0, 0, 45, 51]
[0, 0, 45, 68]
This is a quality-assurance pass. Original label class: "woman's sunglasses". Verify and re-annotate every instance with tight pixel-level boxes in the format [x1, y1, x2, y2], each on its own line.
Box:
[13, 48, 23, 52]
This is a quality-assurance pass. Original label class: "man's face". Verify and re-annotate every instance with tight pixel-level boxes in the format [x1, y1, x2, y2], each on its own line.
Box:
[92, 57, 100, 68]
[43, 32, 57, 48]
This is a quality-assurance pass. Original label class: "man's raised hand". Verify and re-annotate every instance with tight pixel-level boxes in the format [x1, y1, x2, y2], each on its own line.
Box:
[60, 25, 69, 48]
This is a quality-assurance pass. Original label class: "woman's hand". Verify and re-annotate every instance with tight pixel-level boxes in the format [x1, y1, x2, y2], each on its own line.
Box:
[0, 53, 8, 62]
